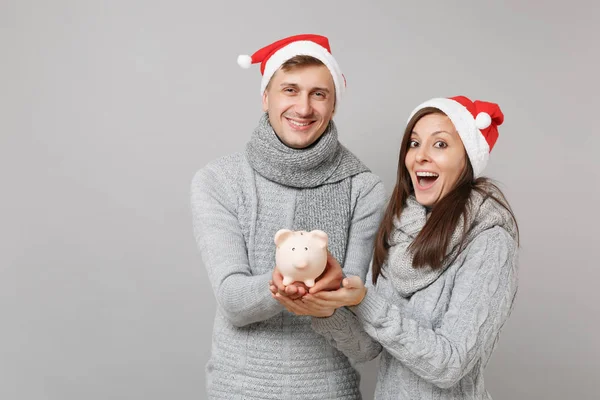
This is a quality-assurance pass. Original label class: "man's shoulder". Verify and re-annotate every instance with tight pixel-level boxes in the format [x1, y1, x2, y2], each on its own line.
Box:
[350, 171, 384, 194]
[193, 152, 247, 180]
[203, 152, 247, 172]
[349, 171, 387, 212]
[191, 152, 250, 195]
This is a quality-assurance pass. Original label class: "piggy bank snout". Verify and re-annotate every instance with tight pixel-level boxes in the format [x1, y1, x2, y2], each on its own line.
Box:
[293, 260, 308, 269]
[279, 244, 324, 270]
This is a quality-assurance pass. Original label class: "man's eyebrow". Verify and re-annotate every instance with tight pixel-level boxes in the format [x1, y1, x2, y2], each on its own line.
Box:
[279, 83, 331, 93]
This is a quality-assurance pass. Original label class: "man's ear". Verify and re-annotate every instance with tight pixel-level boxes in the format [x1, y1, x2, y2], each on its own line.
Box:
[331, 97, 336, 118]
[274, 229, 293, 245]
[262, 90, 269, 112]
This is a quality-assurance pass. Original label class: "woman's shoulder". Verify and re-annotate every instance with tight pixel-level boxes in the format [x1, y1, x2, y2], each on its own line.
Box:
[456, 226, 518, 277]
[472, 225, 516, 246]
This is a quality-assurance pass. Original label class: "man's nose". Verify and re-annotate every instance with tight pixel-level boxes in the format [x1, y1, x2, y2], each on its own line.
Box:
[294, 94, 312, 116]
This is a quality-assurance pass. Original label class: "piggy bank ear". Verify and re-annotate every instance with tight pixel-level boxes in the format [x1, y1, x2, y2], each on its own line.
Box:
[274, 229, 293, 245]
[309, 230, 328, 248]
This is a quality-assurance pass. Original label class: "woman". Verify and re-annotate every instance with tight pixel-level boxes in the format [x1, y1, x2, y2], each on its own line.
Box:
[272, 96, 519, 399]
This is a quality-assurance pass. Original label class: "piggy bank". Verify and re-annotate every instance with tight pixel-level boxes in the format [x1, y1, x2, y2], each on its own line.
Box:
[274, 229, 328, 288]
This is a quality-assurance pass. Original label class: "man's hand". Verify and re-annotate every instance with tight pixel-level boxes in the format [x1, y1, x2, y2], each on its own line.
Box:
[270, 267, 309, 300]
[271, 292, 335, 317]
[308, 251, 344, 294]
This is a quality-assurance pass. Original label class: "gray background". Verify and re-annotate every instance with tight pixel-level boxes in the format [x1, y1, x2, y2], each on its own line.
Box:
[2, 0, 598, 399]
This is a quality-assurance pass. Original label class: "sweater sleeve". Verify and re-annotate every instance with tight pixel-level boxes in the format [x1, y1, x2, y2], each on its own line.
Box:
[310, 174, 385, 361]
[190, 163, 283, 327]
[312, 306, 383, 363]
[352, 227, 518, 389]
[311, 266, 384, 362]
[342, 173, 386, 280]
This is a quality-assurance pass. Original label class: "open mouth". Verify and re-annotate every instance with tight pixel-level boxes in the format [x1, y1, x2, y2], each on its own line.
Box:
[286, 117, 315, 130]
[415, 171, 439, 189]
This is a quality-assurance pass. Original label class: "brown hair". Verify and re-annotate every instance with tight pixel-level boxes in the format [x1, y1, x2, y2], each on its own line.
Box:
[280, 55, 325, 72]
[371, 108, 519, 284]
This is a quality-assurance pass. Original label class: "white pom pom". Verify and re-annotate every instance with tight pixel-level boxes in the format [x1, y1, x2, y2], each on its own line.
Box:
[475, 112, 492, 129]
[237, 55, 252, 69]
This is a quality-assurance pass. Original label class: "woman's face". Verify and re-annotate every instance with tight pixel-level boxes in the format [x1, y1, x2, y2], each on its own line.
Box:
[404, 113, 467, 207]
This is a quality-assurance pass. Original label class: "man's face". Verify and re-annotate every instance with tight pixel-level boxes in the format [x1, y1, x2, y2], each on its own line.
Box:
[262, 64, 336, 149]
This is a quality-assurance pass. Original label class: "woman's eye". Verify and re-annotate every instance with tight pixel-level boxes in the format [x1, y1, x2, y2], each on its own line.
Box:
[409, 140, 419, 148]
[434, 141, 448, 149]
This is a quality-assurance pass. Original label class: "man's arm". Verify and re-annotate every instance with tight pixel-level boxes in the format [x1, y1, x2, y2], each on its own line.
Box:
[309, 173, 386, 293]
[343, 173, 386, 279]
[191, 164, 283, 327]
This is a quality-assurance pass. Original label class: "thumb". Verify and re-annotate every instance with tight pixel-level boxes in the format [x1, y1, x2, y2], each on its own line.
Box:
[342, 275, 363, 289]
[327, 251, 341, 268]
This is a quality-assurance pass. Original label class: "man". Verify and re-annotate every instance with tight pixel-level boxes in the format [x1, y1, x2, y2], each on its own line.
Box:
[191, 34, 385, 399]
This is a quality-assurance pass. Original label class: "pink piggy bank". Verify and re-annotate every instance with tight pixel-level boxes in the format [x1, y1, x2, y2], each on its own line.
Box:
[274, 229, 328, 288]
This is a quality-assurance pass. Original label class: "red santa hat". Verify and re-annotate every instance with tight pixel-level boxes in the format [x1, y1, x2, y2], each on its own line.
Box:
[408, 96, 504, 178]
[237, 34, 345, 103]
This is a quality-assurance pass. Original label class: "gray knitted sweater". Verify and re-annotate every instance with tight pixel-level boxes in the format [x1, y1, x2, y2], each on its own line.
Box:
[313, 217, 518, 399]
[191, 153, 385, 399]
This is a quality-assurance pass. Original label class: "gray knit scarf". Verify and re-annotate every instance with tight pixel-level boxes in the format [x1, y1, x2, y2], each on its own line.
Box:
[245, 113, 369, 263]
[387, 187, 518, 297]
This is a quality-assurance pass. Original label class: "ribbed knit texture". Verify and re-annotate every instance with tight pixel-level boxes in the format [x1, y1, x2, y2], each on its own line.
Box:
[246, 113, 368, 189]
[387, 188, 517, 297]
[192, 145, 386, 398]
[312, 193, 519, 399]
[245, 113, 369, 265]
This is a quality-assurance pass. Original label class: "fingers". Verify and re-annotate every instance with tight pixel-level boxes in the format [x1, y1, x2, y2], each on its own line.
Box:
[289, 282, 309, 294]
[308, 279, 366, 308]
[272, 268, 287, 293]
[309, 273, 342, 294]
[269, 283, 277, 295]
[272, 292, 308, 314]
[307, 290, 348, 309]
[284, 283, 307, 300]
[290, 285, 307, 297]
[302, 294, 338, 308]
[271, 270, 308, 299]
[308, 254, 344, 294]
[272, 291, 335, 317]
[342, 275, 363, 289]
[286, 285, 298, 296]
[327, 251, 342, 269]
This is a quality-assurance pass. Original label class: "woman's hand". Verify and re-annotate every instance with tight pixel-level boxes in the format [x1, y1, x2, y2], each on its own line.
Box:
[303, 276, 367, 308]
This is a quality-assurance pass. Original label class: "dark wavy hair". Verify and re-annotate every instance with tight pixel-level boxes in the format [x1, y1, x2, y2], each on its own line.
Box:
[372, 108, 519, 284]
